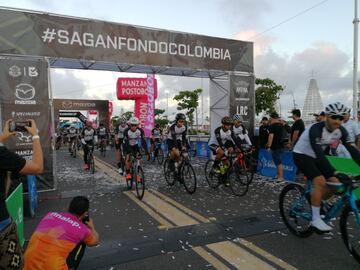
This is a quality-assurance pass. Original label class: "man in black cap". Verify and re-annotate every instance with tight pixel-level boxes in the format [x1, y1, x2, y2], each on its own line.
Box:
[313, 111, 326, 122]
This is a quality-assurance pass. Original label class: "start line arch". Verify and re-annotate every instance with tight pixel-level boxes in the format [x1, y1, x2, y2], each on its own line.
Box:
[0, 7, 254, 191]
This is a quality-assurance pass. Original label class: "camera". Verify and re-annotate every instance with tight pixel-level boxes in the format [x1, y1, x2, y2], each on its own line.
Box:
[9, 121, 32, 132]
[82, 214, 89, 223]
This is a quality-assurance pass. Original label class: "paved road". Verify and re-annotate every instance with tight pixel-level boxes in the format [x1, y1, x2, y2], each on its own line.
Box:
[24, 147, 360, 269]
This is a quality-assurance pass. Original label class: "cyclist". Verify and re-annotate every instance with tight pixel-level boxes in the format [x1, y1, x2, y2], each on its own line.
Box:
[150, 124, 163, 159]
[67, 124, 78, 153]
[109, 124, 116, 148]
[81, 120, 96, 170]
[208, 116, 242, 176]
[123, 117, 149, 182]
[232, 114, 252, 147]
[166, 113, 188, 171]
[293, 102, 360, 232]
[97, 123, 108, 151]
[115, 117, 128, 174]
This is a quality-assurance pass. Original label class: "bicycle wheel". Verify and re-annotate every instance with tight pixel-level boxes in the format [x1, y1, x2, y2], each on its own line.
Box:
[101, 143, 106, 157]
[181, 162, 197, 194]
[89, 154, 95, 174]
[204, 159, 220, 189]
[228, 164, 249, 196]
[244, 155, 255, 184]
[135, 166, 145, 200]
[163, 158, 176, 186]
[279, 184, 312, 238]
[156, 148, 164, 165]
[340, 201, 360, 263]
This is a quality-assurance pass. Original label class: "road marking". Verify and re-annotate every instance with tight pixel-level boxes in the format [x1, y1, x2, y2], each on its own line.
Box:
[193, 246, 231, 270]
[149, 189, 211, 223]
[123, 191, 174, 229]
[206, 241, 277, 270]
[237, 238, 297, 270]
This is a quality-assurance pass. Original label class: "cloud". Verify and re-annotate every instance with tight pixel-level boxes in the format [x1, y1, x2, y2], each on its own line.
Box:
[233, 30, 276, 57]
[255, 41, 352, 114]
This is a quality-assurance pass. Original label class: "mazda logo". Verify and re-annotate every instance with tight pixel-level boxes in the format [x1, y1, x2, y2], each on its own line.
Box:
[62, 101, 73, 109]
[15, 83, 35, 100]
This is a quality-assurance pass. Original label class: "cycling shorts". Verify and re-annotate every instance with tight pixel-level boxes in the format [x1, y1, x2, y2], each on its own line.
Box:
[123, 144, 140, 156]
[293, 152, 333, 180]
[167, 139, 183, 151]
[115, 138, 124, 150]
[209, 141, 235, 155]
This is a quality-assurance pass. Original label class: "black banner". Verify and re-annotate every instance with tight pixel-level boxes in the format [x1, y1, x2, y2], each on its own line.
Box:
[0, 9, 253, 73]
[0, 57, 54, 190]
[59, 111, 87, 123]
[229, 74, 255, 137]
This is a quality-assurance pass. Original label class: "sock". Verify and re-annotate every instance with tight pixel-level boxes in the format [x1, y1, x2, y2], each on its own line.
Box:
[311, 206, 320, 221]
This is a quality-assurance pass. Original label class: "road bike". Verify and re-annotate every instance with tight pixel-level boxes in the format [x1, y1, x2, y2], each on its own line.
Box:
[204, 149, 249, 196]
[279, 173, 360, 263]
[126, 151, 145, 200]
[151, 140, 164, 165]
[99, 137, 107, 157]
[163, 150, 197, 194]
[70, 138, 77, 158]
[84, 144, 95, 174]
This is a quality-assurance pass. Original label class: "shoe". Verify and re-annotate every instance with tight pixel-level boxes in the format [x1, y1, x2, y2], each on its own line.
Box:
[310, 218, 332, 232]
[118, 168, 123, 175]
[273, 177, 284, 183]
[212, 165, 221, 174]
[84, 164, 89, 170]
[126, 173, 132, 181]
[223, 180, 230, 187]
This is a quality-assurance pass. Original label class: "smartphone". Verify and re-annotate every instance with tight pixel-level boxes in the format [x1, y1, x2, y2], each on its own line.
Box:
[82, 214, 90, 223]
[9, 121, 32, 132]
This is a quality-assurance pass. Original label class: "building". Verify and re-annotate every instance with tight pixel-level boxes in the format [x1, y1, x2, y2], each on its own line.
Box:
[302, 78, 323, 125]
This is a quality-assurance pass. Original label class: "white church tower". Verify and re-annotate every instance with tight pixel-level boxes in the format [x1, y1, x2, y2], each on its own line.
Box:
[302, 77, 323, 124]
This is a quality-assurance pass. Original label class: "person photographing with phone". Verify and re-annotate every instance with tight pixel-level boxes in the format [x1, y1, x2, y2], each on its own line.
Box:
[0, 119, 43, 269]
[24, 196, 100, 270]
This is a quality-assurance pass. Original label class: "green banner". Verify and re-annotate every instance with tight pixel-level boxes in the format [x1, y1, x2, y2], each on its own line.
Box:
[326, 156, 360, 176]
[5, 183, 24, 246]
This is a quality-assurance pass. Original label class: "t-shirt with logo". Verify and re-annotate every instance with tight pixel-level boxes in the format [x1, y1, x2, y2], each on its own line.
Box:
[97, 127, 107, 136]
[24, 212, 96, 270]
[116, 124, 128, 139]
[82, 128, 95, 142]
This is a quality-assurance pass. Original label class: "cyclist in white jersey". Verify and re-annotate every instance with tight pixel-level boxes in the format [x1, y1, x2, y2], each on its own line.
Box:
[293, 102, 360, 232]
[115, 117, 128, 174]
[67, 124, 78, 152]
[232, 114, 252, 146]
[96, 123, 108, 149]
[150, 124, 163, 157]
[81, 121, 96, 170]
[342, 108, 360, 149]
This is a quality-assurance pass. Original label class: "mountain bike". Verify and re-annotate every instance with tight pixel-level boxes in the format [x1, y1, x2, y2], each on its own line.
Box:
[126, 151, 145, 200]
[204, 149, 249, 196]
[163, 150, 197, 194]
[279, 173, 360, 263]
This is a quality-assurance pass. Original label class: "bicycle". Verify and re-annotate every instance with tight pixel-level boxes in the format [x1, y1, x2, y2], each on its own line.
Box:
[84, 144, 95, 174]
[204, 149, 249, 196]
[126, 151, 145, 200]
[99, 138, 107, 157]
[279, 173, 360, 263]
[151, 140, 164, 165]
[70, 138, 77, 158]
[237, 144, 257, 185]
[163, 150, 197, 194]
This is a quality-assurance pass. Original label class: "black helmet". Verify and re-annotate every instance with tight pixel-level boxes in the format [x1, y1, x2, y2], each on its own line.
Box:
[155, 123, 160, 128]
[221, 116, 233, 125]
[175, 113, 186, 121]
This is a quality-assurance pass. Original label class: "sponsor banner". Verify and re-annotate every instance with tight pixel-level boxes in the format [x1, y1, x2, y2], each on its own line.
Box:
[0, 9, 253, 73]
[0, 57, 54, 191]
[257, 149, 297, 181]
[144, 74, 156, 137]
[229, 74, 255, 137]
[117, 77, 158, 99]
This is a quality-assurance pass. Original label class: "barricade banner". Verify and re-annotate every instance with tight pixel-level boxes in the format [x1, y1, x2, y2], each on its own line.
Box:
[5, 183, 24, 246]
[257, 149, 297, 181]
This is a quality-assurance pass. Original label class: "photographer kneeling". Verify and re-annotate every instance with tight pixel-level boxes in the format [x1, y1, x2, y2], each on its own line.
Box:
[0, 119, 43, 269]
[24, 196, 100, 270]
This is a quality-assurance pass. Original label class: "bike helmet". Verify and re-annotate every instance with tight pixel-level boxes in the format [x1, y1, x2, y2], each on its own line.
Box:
[175, 113, 186, 121]
[85, 120, 92, 127]
[325, 102, 348, 116]
[155, 123, 160, 128]
[345, 107, 351, 115]
[232, 114, 243, 122]
[128, 116, 140, 125]
[119, 117, 127, 124]
[221, 116, 233, 125]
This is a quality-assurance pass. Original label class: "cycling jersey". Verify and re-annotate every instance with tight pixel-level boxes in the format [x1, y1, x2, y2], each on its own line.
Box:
[97, 127, 107, 137]
[82, 128, 95, 143]
[168, 124, 187, 144]
[208, 126, 240, 148]
[232, 124, 252, 146]
[124, 127, 147, 148]
[342, 119, 360, 143]
[116, 124, 128, 139]
[68, 128, 78, 138]
[152, 128, 162, 139]
[293, 121, 360, 176]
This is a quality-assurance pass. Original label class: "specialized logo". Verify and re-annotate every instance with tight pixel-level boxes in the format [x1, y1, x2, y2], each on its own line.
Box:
[9, 65, 22, 77]
[62, 101, 73, 109]
[15, 83, 36, 104]
[16, 132, 32, 143]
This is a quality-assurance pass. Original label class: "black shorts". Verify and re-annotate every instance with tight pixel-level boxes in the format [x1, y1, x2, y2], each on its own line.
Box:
[293, 153, 334, 180]
[209, 141, 235, 155]
[115, 138, 124, 150]
[151, 138, 161, 145]
[98, 135, 107, 140]
[167, 139, 182, 151]
[123, 144, 140, 156]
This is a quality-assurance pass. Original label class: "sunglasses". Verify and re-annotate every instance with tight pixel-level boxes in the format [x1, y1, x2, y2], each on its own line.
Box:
[330, 115, 344, 121]
[130, 124, 138, 127]
[178, 120, 185, 123]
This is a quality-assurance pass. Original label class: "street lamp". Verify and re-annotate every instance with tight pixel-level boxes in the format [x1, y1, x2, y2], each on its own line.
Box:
[164, 89, 170, 117]
[354, 0, 359, 118]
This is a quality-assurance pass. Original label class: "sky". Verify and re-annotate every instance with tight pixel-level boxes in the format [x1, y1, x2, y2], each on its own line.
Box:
[0, 0, 357, 120]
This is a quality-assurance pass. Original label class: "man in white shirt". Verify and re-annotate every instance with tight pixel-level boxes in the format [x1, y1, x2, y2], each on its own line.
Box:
[342, 108, 360, 149]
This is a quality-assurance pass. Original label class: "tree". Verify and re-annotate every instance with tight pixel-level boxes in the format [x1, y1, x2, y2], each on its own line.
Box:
[122, 111, 133, 120]
[154, 108, 169, 128]
[255, 78, 284, 115]
[174, 88, 202, 129]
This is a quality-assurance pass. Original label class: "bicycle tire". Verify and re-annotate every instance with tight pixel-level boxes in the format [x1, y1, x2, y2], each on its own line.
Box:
[89, 154, 95, 174]
[228, 165, 249, 196]
[204, 159, 220, 189]
[164, 159, 176, 186]
[135, 166, 145, 200]
[156, 148, 164, 165]
[181, 162, 197, 194]
[340, 201, 360, 263]
[279, 184, 313, 238]
[244, 155, 255, 184]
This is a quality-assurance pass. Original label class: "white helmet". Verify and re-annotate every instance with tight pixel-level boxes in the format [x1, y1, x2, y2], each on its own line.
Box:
[128, 117, 140, 125]
[232, 114, 243, 122]
[325, 102, 348, 116]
